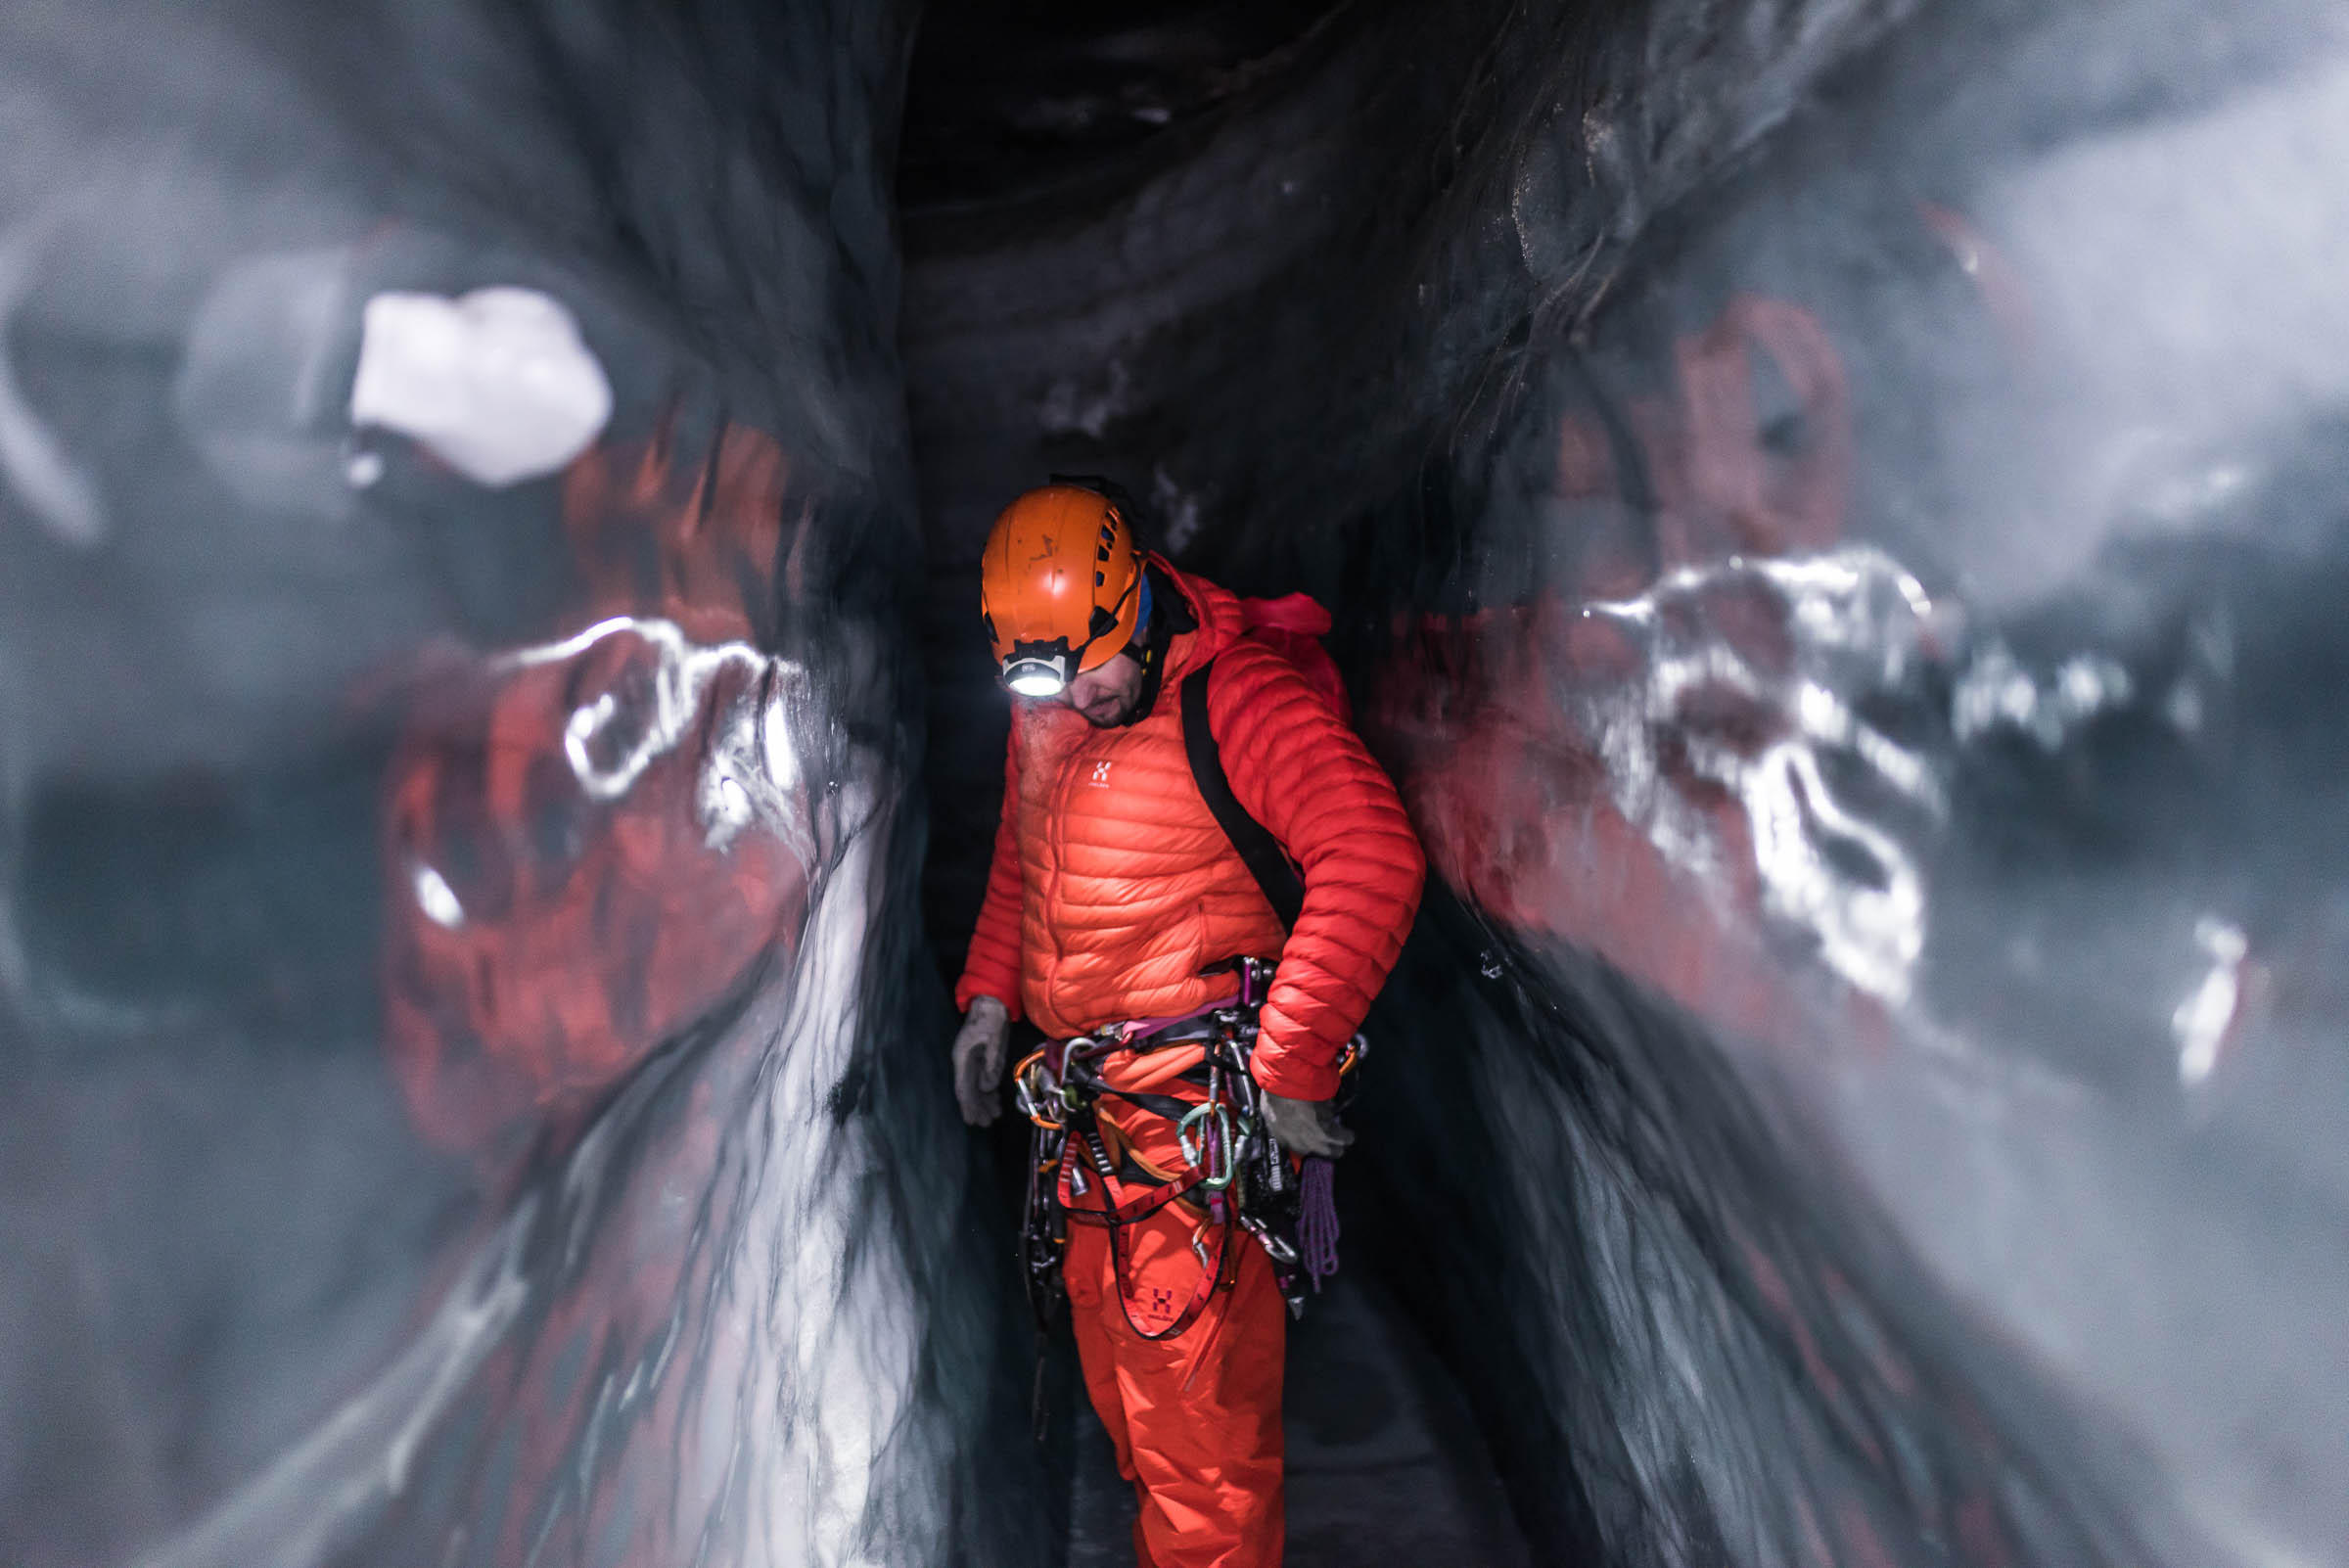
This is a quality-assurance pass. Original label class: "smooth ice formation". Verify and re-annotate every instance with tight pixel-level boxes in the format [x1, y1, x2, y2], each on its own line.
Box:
[350, 289, 614, 487]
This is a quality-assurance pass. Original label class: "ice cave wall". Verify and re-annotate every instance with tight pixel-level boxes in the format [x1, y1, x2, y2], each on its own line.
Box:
[3, 0, 2348, 1565]
[0, 2, 1039, 1565]
[910, 1, 2349, 1565]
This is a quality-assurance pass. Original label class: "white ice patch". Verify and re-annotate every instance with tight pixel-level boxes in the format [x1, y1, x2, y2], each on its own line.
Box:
[411, 863, 464, 930]
[348, 288, 612, 486]
[2173, 917, 2247, 1086]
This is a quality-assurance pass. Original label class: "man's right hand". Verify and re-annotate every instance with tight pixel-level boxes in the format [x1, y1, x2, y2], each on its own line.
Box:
[951, 995, 1012, 1127]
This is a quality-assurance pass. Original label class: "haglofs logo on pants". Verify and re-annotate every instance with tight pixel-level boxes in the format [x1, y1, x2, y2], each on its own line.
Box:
[1088, 761, 1113, 786]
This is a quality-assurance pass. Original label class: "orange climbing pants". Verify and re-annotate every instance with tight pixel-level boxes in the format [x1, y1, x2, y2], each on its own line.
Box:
[1060, 1042, 1287, 1567]
[1067, 1219, 1286, 1567]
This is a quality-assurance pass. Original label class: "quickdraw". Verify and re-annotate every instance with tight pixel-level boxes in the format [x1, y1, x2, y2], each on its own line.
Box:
[1013, 955, 1367, 1357]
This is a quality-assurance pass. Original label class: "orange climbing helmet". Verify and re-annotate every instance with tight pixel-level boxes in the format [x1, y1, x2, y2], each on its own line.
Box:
[980, 483, 1142, 697]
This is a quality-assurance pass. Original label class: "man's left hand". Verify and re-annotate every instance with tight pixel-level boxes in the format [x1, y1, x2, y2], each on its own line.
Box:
[1260, 1091, 1354, 1159]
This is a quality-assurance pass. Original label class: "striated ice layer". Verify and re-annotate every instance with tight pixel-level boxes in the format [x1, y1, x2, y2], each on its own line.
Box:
[0, 3, 1034, 1567]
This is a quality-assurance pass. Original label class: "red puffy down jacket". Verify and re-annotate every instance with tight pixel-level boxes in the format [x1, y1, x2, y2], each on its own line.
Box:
[954, 558, 1425, 1100]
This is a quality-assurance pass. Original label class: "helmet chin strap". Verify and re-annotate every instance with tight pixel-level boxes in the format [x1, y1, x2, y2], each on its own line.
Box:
[1115, 562, 1191, 725]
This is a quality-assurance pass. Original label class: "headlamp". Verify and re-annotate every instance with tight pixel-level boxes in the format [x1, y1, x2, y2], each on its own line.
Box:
[1001, 637, 1074, 697]
[1003, 654, 1069, 698]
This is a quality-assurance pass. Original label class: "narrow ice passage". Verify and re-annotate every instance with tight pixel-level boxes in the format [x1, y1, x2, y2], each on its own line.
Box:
[4, 2, 2349, 1565]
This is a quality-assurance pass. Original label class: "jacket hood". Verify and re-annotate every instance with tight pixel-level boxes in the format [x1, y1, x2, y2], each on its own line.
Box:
[1148, 555, 1245, 702]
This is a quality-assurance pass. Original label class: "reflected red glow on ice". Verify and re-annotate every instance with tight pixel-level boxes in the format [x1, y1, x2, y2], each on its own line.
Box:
[1375, 295, 1911, 1053]
[381, 412, 811, 1156]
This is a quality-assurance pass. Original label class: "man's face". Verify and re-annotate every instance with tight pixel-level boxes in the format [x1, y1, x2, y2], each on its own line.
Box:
[1061, 650, 1146, 727]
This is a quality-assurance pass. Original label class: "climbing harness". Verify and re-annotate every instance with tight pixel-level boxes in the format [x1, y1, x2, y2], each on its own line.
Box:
[1013, 954, 1364, 1385]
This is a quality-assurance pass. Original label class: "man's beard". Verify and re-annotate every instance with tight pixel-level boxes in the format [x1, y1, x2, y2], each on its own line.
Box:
[1078, 692, 1139, 727]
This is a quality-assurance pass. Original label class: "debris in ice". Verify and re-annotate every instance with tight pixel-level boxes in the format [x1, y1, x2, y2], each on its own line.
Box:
[2173, 917, 2247, 1086]
[348, 288, 613, 486]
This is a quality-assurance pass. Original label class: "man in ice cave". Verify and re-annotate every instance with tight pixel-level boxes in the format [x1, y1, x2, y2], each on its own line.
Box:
[949, 480, 1425, 1566]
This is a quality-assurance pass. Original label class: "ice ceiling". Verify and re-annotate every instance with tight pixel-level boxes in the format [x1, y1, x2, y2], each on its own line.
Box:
[3, 0, 2347, 1565]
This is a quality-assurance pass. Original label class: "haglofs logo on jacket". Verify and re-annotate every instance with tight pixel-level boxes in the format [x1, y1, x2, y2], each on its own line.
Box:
[1087, 761, 1113, 787]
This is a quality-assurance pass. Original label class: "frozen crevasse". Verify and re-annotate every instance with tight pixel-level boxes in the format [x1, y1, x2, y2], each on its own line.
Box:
[5, 1, 2349, 1566]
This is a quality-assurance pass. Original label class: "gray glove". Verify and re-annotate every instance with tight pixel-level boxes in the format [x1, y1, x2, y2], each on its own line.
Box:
[1260, 1091, 1354, 1159]
[951, 995, 1012, 1127]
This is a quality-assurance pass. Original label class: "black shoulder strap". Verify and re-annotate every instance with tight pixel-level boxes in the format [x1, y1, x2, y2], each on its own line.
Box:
[1180, 663, 1305, 931]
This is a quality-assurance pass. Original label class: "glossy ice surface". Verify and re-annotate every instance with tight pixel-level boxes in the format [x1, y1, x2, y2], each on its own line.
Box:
[5, 1, 2346, 1565]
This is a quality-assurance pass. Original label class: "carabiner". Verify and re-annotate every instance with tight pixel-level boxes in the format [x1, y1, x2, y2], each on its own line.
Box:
[1012, 1048, 1064, 1130]
[1178, 1101, 1238, 1192]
